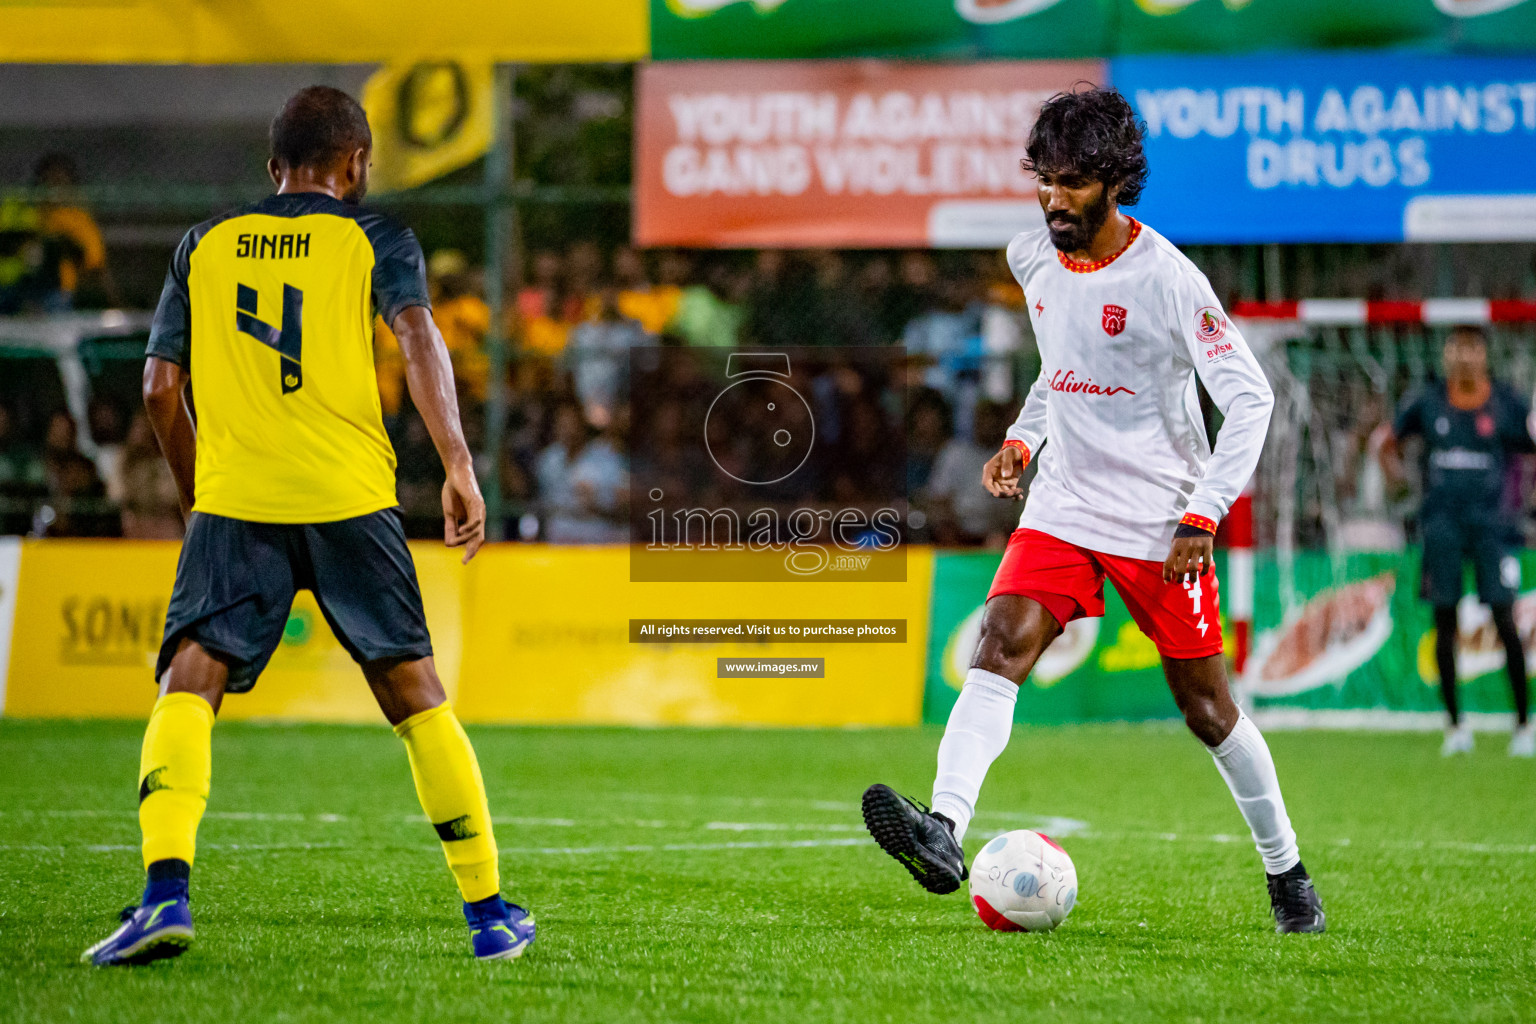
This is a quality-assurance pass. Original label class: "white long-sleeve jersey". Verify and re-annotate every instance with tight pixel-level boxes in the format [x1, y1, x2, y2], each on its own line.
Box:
[1004, 219, 1274, 561]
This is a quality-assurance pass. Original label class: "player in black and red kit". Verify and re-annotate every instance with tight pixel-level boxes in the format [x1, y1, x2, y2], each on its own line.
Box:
[1381, 325, 1536, 757]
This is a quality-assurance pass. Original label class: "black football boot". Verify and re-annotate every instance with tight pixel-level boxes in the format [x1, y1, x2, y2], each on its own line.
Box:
[861, 784, 968, 895]
[1267, 861, 1326, 934]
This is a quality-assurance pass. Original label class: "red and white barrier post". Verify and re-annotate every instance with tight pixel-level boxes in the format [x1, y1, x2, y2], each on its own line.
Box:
[1226, 482, 1255, 674]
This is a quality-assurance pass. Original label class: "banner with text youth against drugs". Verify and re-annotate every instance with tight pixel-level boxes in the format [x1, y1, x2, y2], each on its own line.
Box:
[1112, 53, 1536, 243]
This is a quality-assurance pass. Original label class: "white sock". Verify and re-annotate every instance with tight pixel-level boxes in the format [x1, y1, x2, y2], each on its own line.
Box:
[1207, 713, 1301, 875]
[931, 668, 1018, 841]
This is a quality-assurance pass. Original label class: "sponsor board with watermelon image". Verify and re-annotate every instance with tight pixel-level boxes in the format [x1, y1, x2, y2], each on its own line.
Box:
[924, 547, 1536, 723]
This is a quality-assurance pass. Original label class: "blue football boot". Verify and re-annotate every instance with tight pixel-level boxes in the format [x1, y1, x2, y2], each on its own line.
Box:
[464, 895, 536, 960]
[82, 898, 194, 966]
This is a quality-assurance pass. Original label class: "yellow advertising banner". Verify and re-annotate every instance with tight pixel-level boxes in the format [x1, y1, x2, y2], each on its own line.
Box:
[3, 541, 929, 727]
[454, 546, 931, 727]
[0, 1, 647, 64]
[363, 61, 494, 194]
[3, 540, 462, 723]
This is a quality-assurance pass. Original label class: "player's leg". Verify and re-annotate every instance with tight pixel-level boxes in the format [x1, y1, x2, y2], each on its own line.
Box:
[305, 509, 533, 959]
[1432, 605, 1469, 753]
[1494, 604, 1534, 756]
[1105, 555, 1323, 933]
[85, 514, 295, 965]
[1162, 654, 1320, 933]
[863, 530, 1091, 895]
[931, 595, 1063, 840]
[1422, 519, 1474, 754]
[365, 658, 505, 908]
[1470, 531, 1532, 755]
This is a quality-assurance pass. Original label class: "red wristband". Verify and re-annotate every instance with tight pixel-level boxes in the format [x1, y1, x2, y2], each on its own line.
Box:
[1179, 512, 1217, 535]
[1002, 439, 1031, 465]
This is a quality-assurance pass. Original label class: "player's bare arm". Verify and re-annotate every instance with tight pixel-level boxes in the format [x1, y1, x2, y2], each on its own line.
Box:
[982, 444, 1027, 498]
[1162, 528, 1214, 584]
[394, 304, 485, 562]
[142, 355, 197, 519]
[986, 332, 1048, 501]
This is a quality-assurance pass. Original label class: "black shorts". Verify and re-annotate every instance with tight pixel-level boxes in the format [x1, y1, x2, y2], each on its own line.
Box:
[157, 508, 432, 692]
[1420, 516, 1521, 609]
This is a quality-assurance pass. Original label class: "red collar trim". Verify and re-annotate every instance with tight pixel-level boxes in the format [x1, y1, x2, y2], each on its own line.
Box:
[1056, 218, 1142, 274]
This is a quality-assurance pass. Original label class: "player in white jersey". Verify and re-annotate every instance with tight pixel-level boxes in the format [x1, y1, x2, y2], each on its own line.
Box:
[863, 88, 1325, 934]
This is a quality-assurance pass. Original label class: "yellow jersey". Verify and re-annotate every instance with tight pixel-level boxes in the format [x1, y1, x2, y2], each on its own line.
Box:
[147, 192, 431, 523]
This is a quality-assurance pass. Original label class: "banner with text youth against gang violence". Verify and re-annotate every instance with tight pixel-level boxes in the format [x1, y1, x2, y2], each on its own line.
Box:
[1111, 53, 1536, 243]
[633, 60, 1104, 249]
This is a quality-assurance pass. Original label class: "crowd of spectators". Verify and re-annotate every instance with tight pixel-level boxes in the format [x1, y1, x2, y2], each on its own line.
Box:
[0, 396, 182, 539]
[6, 148, 1535, 549]
[371, 242, 1033, 545]
[11, 231, 1536, 551]
[0, 236, 1039, 547]
[12, 222, 1536, 552]
[423, 244, 1030, 543]
[0, 154, 116, 314]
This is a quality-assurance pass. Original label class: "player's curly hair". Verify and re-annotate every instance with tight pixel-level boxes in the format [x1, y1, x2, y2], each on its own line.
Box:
[270, 86, 372, 170]
[1022, 86, 1150, 208]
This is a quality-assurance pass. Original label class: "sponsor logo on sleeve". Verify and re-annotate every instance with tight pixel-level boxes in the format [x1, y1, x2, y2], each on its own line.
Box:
[1195, 307, 1229, 359]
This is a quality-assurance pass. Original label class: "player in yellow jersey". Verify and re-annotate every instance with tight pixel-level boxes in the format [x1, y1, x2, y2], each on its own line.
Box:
[83, 87, 534, 965]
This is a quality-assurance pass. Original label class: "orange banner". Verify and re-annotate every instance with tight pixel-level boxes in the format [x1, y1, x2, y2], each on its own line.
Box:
[634, 60, 1105, 249]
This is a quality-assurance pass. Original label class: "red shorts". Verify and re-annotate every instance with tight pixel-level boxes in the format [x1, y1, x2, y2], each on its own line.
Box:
[988, 528, 1223, 660]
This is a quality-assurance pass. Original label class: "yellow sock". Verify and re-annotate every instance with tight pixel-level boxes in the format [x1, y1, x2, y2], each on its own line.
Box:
[138, 692, 215, 868]
[394, 703, 499, 902]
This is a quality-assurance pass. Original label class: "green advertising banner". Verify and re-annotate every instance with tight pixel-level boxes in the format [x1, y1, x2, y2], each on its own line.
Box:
[924, 548, 1535, 725]
[1443, 0, 1536, 53]
[1115, 0, 1443, 55]
[1242, 549, 1536, 718]
[652, 0, 1114, 60]
[923, 550, 1203, 725]
[653, 0, 1535, 59]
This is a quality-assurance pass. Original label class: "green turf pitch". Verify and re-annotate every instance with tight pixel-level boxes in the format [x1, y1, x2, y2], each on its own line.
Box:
[2, 720, 1535, 1023]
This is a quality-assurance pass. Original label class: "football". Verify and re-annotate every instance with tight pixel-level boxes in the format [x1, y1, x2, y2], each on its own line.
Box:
[968, 830, 1078, 932]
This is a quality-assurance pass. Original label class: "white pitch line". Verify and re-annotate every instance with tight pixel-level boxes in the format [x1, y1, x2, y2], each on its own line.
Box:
[972, 812, 1092, 836]
[0, 809, 345, 823]
[496, 837, 873, 856]
[10, 805, 1533, 859]
[1061, 830, 1536, 856]
[0, 842, 352, 853]
[0, 837, 874, 856]
[8, 834, 1536, 858]
[705, 822, 866, 832]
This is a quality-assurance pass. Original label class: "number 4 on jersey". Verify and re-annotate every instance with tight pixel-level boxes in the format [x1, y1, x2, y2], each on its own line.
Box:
[235, 283, 304, 394]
